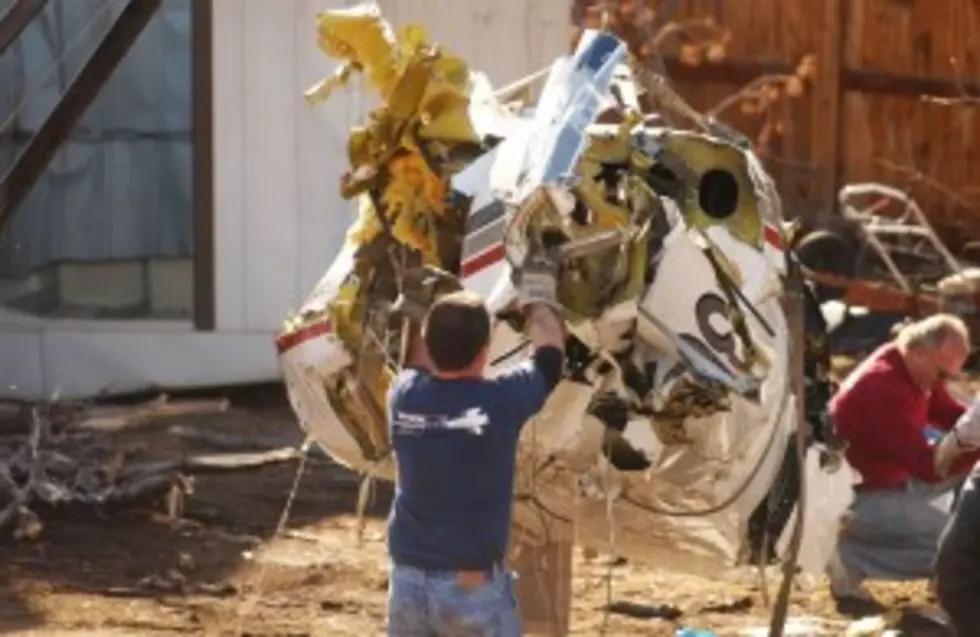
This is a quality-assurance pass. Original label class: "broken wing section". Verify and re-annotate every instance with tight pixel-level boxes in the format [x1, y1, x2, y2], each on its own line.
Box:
[276, 242, 396, 479]
[277, 3, 524, 482]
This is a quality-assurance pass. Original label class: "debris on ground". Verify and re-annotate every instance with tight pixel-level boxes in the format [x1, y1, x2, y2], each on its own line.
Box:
[605, 600, 684, 620]
[699, 596, 754, 614]
[675, 626, 716, 636]
[843, 615, 889, 636]
[0, 395, 303, 542]
[0, 399, 951, 635]
[738, 616, 830, 635]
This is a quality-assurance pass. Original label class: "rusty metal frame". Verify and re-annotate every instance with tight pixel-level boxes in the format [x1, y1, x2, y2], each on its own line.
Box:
[0, 0, 46, 56]
[191, 0, 215, 331]
[803, 268, 941, 316]
[0, 0, 162, 234]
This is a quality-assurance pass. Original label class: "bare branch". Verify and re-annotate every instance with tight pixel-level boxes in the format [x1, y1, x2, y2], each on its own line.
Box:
[707, 74, 801, 119]
[921, 57, 980, 106]
[874, 157, 978, 217]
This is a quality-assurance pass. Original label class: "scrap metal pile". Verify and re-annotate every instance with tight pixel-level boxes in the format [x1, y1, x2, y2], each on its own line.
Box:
[276, 4, 850, 575]
[0, 397, 301, 540]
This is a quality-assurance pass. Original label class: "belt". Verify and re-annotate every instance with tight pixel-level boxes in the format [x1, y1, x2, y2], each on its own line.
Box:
[394, 558, 506, 588]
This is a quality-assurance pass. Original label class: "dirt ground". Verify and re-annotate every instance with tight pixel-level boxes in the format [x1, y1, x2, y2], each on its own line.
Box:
[0, 388, 944, 637]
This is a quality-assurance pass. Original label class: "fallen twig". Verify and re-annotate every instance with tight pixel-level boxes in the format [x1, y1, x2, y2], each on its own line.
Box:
[282, 528, 329, 543]
[921, 57, 980, 106]
[103, 575, 237, 598]
[73, 394, 231, 432]
[167, 424, 290, 451]
[183, 447, 303, 472]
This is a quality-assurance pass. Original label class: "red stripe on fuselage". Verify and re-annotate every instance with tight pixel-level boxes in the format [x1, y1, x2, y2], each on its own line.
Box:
[275, 319, 332, 353]
[763, 224, 785, 251]
[460, 243, 506, 278]
[277, 243, 505, 354]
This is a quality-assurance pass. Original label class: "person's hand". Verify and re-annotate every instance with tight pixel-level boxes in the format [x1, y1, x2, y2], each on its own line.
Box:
[952, 398, 980, 447]
[391, 266, 462, 322]
[513, 243, 562, 312]
[935, 398, 980, 476]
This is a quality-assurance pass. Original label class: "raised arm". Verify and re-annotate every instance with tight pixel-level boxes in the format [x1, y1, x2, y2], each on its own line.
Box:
[524, 304, 565, 354]
[515, 244, 566, 355]
[490, 245, 567, 429]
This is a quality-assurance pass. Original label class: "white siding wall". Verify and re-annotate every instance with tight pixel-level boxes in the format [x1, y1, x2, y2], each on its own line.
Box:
[0, 0, 574, 401]
[211, 0, 571, 333]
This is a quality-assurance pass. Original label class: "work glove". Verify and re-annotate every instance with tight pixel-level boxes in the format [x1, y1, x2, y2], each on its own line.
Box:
[512, 243, 562, 312]
[935, 397, 980, 477]
[391, 265, 462, 322]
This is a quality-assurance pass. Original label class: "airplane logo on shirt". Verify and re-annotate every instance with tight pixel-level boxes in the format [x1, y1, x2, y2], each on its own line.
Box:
[392, 407, 490, 436]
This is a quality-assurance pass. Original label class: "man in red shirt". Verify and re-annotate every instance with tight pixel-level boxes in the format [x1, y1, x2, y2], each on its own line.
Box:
[827, 313, 980, 614]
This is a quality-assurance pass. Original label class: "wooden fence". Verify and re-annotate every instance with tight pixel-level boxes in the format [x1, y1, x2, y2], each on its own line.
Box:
[572, 0, 980, 252]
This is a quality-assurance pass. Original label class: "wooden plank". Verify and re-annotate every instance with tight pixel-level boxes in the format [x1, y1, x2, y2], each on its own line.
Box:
[769, 241, 810, 637]
[0, 0, 46, 56]
[842, 0, 980, 80]
[191, 0, 216, 331]
[511, 535, 572, 636]
[844, 68, 980, 99]
[827, 0, 847, 214]
[0, 0, 162, 234]
[838, 89, 980, 247]
[645, 0, 980, 242]
[804, 0, 846, 214]
[210, 0, 246, 331]
[241, 0, 300, 331]
[663, 57, 797, 87]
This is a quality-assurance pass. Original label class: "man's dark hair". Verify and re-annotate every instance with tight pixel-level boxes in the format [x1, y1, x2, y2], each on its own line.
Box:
[422, 291, 491, 373]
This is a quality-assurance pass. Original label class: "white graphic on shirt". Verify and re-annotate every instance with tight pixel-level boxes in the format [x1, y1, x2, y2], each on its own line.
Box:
[392, 407, 490, 436]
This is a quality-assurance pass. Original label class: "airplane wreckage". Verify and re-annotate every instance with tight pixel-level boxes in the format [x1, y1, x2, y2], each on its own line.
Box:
[275, 4, 855, 577]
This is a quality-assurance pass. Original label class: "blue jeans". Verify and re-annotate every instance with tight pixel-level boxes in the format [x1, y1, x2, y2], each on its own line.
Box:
[386, 562, 522, 636]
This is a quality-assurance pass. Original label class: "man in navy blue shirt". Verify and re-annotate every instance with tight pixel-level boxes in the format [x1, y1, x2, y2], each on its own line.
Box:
[385, 251, 565, 636]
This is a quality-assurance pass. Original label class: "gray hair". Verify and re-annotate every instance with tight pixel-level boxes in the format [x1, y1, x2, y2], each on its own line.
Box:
[895, 313, 971, 351]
